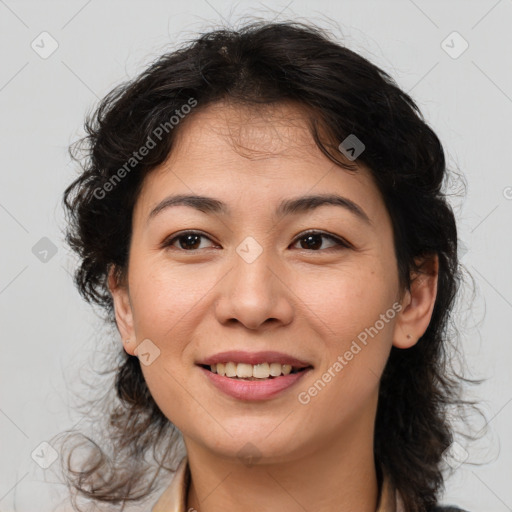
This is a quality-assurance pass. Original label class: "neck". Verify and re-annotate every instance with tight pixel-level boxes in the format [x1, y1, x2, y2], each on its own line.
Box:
[184, 416, 379, 512]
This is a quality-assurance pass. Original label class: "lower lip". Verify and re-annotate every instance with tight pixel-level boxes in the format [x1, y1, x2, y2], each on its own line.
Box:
[199, 366, 311, 401]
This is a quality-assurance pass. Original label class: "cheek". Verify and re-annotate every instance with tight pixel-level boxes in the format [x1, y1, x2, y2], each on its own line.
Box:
[128, 262, 212, 343]
[294, 261, 398, 396]
[295, 259, 397, 341]
[129, 269, 205, 429]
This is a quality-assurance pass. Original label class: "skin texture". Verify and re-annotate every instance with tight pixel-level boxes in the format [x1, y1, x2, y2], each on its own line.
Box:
[108, 101, 438, 512]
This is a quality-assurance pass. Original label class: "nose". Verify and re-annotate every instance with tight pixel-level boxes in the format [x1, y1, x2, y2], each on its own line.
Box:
[214, 249, 294, 330]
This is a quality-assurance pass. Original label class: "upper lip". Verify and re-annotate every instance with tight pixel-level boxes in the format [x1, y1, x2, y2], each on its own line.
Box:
[197, 350, 312, 368]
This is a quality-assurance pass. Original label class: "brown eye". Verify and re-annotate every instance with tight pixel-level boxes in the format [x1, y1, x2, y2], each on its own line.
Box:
[177, 233, 202, 250]
[292, 231, 350, 251]
[163, 231, 216, 251]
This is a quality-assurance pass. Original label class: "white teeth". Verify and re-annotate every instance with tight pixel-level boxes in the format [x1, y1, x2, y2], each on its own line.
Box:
[208, 362, 302, 379]
[253, 363, 270, 379]
[269, 362, 282, 377]
[236, 363, 253, 378]
[281, 364, 292, 375]
[225, 362, 237, 377]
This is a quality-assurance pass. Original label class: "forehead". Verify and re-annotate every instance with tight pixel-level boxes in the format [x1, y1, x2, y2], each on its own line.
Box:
[178, 101, 321, 159]
[134, 101, 386, 223]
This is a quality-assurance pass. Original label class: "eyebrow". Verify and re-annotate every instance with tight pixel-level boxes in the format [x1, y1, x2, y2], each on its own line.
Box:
[147, 193, 371, 225]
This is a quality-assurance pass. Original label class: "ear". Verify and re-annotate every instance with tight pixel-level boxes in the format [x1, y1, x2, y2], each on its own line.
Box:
[108, 265, 136, 356]
[393, 254, 439, 349]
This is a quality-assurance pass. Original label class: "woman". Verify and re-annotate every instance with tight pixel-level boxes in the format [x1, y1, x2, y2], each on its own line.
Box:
[60, 20, 477, 512]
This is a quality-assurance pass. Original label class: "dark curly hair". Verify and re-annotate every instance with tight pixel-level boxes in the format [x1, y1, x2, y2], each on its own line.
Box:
[57, 19, 484, 512]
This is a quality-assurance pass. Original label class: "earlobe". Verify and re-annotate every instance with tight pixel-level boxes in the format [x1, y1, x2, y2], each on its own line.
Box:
[108, 266, 136, 356]
[392, 254, 439, 349]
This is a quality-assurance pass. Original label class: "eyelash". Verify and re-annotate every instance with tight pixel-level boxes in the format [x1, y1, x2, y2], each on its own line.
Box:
[161, 230, 352, 252]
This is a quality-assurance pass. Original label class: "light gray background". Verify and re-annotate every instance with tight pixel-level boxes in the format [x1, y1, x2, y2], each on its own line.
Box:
[1, 1, 511, 511]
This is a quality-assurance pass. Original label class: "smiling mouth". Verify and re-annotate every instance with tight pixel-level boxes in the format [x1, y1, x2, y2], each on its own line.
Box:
[199, 362, 312, 380]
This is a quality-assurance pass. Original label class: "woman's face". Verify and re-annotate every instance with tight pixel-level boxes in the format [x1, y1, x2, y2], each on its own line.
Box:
[110, 101, 421, 463]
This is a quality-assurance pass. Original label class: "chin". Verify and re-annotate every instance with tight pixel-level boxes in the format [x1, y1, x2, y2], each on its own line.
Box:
[201, 426, 308, 462]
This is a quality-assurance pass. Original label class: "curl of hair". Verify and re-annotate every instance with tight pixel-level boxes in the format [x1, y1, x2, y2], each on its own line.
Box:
[58, 20, 485, 512]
